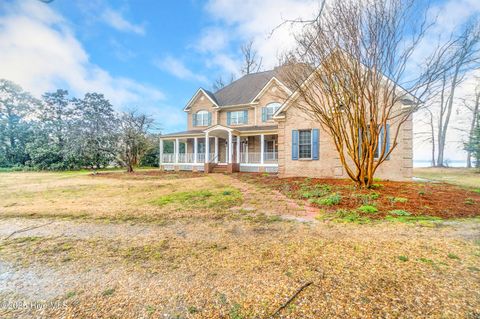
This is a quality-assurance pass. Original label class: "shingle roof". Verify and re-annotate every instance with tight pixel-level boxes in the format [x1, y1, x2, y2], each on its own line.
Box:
[202, 89, 218, 105]
[209, 65, 311, 107]
[213, 70, 277, 106]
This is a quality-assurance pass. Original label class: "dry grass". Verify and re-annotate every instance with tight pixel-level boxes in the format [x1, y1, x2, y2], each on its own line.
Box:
[0, 170, 479, 318]
[414, 167, 480, 189]
[0, 170, 241, 223]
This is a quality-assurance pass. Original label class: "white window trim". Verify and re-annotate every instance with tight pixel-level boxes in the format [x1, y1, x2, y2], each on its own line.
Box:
[230, 110, 247, 125]
[298, 129, 313, 160]
[265, 102, 281, 121]
[196, 110, 209, 126]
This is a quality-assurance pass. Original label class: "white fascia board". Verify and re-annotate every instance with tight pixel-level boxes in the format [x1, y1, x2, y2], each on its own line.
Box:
[183, 88, 219, 112]
[250, 77, 292, 104]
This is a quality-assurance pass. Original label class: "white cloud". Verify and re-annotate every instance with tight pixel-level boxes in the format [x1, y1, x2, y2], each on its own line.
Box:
[204, 0, 319, 68]
[194, 27, 230, 53]
[205, 53, 241, 78]
[0, 1, 166, 114]
[153, 56, 208, 83]
[201, 0, 480, 163]
[101, 8, 145, 35]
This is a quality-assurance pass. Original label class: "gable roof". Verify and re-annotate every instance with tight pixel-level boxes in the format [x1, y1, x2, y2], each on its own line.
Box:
[184, 66, 302, 111]
[273, 58, 419, 118]
[213, 69, 279, 106]
[183, 88, 219, 111]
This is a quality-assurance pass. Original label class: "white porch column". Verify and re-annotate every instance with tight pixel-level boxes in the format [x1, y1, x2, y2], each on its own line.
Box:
[246, 137, 249, 164]
[228, 131, 233, 163]
[175, 138, 179, 164]
[185, 141, 188, 155]
[194, 137, 198, 164]
[260, 134, 265, 164]
[159, 138, 163, 166]
[236, 135, 240, 164]
[205, 133, 210, 163]
[214, 137, 219, 163]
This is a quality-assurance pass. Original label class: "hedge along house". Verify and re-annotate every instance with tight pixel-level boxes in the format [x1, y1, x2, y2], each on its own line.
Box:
[159, 66, 413, 180]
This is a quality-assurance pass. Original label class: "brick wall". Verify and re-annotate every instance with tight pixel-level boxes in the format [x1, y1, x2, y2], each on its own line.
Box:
[277, 104, 413, 181]
[187, 92, 218, 130]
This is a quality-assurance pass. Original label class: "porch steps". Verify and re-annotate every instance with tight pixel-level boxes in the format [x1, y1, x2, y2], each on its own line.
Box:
[212, 164, 228, 173]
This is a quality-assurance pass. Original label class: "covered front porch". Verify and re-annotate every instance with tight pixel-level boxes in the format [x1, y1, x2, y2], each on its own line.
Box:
[159, 125, 278, 173]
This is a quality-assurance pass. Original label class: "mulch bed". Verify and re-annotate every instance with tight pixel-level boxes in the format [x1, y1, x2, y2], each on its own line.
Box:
[236, 173, 480, 219]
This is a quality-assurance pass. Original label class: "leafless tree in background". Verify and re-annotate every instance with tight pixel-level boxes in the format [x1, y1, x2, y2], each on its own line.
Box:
[416, 108, 438, 166]
[433, 24, 480, 166]
[212, 40, 262, 91]
[118, 110, 154, 173]
[278, 0, 453, 188]
[458, 80, 480, 167]
[241, 40, 262, 75]
[212, 73, 237, 92]
[212, 76, 226, 92]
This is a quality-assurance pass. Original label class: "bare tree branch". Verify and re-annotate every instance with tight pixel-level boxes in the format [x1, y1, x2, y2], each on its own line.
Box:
[277, 0, 457, 188]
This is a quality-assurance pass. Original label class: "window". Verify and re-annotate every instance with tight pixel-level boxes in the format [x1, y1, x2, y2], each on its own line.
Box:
[298, 130, 312, 159]
[229, 110, 247, 125]
[361, 125, 390, 159]
[263, 102, 281, 121]
[195, 110, 210, 126]
[366, 126, 380, 159]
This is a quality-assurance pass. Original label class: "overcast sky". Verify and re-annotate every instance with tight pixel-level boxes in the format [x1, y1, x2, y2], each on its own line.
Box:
[0, 0, 479, 163]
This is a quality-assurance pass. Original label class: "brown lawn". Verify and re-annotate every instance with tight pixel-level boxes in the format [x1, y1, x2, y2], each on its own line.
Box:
[0, 170, 478, 318]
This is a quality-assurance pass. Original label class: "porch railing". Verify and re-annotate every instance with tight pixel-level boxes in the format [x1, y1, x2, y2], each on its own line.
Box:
[162, 153, 216, 163]
[239, 152, 278, 164]
[162, 152, 277, 164]
[264, 152, 278, 161]
[162, 153, 175, 163]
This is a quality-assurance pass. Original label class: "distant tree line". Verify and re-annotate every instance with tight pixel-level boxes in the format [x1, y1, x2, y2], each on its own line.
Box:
[0, 79, 159, 172]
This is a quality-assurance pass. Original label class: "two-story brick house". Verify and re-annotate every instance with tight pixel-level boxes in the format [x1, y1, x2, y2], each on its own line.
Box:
[159, 66, 413, 180]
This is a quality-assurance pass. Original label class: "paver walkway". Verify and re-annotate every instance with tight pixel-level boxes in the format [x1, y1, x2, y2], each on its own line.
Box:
[219, 174, 319, 221]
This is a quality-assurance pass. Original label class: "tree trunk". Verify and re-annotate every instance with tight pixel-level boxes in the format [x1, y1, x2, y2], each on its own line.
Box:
[427, 110, 436, 166]
[467, 92, 480, 168]
[437, 66, 460, 166]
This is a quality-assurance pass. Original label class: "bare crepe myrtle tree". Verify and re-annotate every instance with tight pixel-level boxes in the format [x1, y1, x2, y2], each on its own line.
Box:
[278, 0, 453, 188]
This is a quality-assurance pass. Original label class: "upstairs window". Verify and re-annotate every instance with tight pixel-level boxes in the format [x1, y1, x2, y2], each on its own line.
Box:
[262, 102, 281, 121]
[227, 110, 248, 125]
[193, 110, 211, 127]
